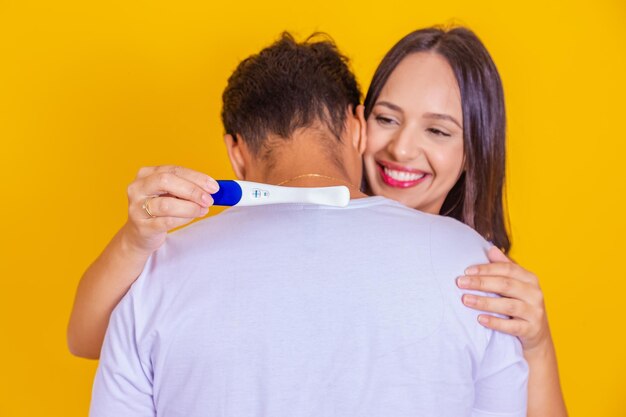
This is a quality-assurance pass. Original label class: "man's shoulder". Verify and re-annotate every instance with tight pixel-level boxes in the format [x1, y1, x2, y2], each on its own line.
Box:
[427, 215, 491, 276]
[428, 213, 489, 246]
[368, 201, 490, 252]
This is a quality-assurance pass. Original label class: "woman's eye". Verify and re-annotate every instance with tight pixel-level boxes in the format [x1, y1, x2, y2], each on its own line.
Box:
[375, 116, 397, 126]
[427, 128, 451, 137]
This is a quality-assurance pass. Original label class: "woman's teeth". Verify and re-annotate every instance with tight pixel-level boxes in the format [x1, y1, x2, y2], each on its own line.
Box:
[383, 167, 425, 182]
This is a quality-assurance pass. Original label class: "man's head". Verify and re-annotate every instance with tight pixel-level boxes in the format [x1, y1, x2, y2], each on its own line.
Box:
[221, 32, 366, 184]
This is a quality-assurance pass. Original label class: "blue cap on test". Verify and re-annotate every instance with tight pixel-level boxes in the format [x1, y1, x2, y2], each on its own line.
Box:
[211, 180, 243, 206]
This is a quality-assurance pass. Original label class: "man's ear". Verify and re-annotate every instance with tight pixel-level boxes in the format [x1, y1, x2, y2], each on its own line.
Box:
[223, 134, 247, 180]
[351, 104, 367, 155]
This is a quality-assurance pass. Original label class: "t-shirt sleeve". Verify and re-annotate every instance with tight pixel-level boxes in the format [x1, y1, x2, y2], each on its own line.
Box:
[471, 328, 528, 417]
[89, 285, 155, 417]
[428, 216, 528, 416]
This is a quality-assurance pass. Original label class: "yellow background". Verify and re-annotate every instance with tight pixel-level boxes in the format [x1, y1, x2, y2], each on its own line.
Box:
[1, 0, 625, 415]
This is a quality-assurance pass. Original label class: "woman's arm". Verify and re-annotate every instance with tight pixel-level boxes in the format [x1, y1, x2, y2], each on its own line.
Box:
[457, 247, 567, 417]
[67, 165, 219, 359]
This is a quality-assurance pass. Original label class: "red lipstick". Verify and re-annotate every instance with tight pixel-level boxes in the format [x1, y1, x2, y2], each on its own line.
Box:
[376, 160, 429, 188]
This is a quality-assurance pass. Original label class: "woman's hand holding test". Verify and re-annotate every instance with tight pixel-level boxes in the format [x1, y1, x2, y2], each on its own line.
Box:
[122, 165, 219, 255]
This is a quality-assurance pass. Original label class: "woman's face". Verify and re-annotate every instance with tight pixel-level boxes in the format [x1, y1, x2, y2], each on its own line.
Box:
[364, 52, 465, 214]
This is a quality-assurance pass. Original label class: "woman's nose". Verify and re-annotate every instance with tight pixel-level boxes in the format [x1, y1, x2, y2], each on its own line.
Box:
[386, 130, 420, 161]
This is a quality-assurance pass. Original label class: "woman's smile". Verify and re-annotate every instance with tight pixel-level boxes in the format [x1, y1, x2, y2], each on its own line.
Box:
[376, 159, 430, 188]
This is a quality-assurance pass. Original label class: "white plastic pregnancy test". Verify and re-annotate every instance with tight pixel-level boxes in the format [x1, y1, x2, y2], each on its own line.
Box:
[210, 180, 350, 207]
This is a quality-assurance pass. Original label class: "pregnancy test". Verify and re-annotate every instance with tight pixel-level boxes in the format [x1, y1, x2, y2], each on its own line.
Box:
[210, 180, 350, 207]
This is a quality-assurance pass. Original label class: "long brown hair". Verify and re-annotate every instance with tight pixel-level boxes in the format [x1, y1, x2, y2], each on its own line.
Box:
[364, 27, 510, 253]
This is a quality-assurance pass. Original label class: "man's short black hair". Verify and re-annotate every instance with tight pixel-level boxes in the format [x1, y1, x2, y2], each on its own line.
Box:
[221, 32, 362, 157]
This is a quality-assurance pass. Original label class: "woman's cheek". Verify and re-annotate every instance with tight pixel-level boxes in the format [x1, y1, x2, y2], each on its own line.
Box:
[365, 122, 389, 152]
[432, 142, 464, 180]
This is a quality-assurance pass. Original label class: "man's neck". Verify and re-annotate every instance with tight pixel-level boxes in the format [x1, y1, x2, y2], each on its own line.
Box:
[245, 136, 367, 199]
[257, 164, 366, 200]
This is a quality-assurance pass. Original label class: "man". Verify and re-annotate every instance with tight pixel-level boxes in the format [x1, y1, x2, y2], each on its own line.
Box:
[90, 33, 527, 417]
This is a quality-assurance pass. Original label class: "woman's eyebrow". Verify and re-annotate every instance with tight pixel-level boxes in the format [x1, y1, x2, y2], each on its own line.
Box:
[423, 112, 462, 129]
[375, 101, 403, 112]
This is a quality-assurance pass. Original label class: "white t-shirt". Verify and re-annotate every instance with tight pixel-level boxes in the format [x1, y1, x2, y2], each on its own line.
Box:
[90, 196, 528, 417]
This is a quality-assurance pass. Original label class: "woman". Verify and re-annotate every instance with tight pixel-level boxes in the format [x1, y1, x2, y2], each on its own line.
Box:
[68, 27, 566, 416]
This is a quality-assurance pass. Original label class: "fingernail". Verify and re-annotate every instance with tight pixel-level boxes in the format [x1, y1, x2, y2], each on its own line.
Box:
[465, 267, 478, 275]
[478, 315, 489, 325]
[457, 276, 470, 288]
[201, 193, 211, 205]
[207, 178, 219, 193]
[463, 294, 477, 306]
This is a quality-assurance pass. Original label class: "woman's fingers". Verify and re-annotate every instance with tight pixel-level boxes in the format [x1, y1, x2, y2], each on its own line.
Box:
[457, 275, 527, 299]
[486, 246, 510, 263]
[132, 165, 219, 197]
[460, 247, 551, 350]
[135, 166, 158, 180]
[121, 165, 219, 255]
[130, 171, 215, 208]
[151, 165, 219, 193]
[476, 315, 529, 337]
[140, 196, 209, 219]
[457, 273, 544, 311]
[464, 261, 537, 285]
[462, 294, 530, 320]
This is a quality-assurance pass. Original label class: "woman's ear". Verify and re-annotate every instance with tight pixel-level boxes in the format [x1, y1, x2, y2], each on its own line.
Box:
[223, 134, 247, 180]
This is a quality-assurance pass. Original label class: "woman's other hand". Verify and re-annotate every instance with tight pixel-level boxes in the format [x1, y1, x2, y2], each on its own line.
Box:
[122, 165, 219, 255]
[456, 247, 551, 352]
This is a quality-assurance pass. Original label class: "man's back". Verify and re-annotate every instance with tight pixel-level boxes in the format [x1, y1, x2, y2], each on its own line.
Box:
[91, 197, 527, 417]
